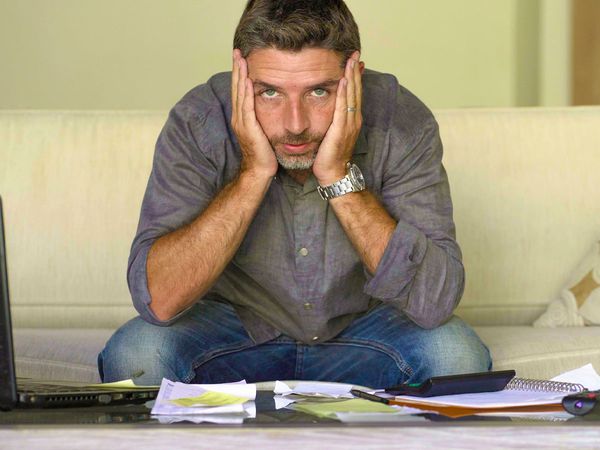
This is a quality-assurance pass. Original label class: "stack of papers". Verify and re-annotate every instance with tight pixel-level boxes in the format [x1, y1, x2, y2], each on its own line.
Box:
[273, 380, 425, 422]
[273, 380, 355, 408]
[150, 379, 256, 423]
[291, 398, 424, 421]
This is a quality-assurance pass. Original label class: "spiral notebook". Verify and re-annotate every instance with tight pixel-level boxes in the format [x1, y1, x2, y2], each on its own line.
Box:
[392, 378, 585, 409]
[386, 365, 600, 418]
[383, 370, 585, 397]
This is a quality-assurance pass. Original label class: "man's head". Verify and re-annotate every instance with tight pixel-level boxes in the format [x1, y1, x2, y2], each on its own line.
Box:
[233, 0, 362, 171]
[233, 0, 360, 62]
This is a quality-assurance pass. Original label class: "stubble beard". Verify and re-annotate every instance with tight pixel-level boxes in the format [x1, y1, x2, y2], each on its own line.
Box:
[274, 150, 316, 170]
[269, 130, 323, 171]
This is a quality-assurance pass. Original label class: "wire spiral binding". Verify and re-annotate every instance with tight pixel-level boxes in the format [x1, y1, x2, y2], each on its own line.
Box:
[505, 377, 585, 393]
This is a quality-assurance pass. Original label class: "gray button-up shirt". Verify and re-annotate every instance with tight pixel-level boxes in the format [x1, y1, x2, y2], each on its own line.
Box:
[127, 69, 464, 344]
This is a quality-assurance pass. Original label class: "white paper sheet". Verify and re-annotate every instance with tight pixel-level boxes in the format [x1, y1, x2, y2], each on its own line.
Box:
[551, 363, 600, 390]
[273, 380, 355, 398]
[150, 378, 256, 416]
[155, 403, 257, 424]
[273, 394, 300, 409]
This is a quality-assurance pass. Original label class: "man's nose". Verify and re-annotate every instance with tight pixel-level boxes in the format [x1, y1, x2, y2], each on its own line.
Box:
[283, 99, 309, 135]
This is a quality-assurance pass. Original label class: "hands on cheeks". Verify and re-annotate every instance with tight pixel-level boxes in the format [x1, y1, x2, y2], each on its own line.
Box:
[231, 49, 278, 179]
[230, 49, 363, 185]
[312, 51, 363, 187]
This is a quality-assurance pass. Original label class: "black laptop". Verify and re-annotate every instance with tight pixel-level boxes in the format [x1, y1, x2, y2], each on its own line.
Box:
[0, 197, 158, 410]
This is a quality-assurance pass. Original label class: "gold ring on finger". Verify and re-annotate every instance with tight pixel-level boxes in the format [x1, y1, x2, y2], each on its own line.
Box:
[346, 106, 357, 113]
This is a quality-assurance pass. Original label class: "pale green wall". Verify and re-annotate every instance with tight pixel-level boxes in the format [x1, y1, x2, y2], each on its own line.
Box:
[353, 0, 515, 108]
[539, 0, 572, 106]
[0, 0, 570, 110]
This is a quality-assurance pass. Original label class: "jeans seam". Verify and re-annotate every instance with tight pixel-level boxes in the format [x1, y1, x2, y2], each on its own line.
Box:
[295, 344, 305, 379]
[321, 337, 414, 379]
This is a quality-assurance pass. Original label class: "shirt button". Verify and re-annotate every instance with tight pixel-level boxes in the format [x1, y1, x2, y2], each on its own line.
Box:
[312, 336, 319, 341]
[303, 302, 313, 310]
[299, 247, 309, 256]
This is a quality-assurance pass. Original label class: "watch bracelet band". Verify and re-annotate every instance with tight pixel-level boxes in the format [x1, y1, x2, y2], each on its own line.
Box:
[317, 177, 356, 200]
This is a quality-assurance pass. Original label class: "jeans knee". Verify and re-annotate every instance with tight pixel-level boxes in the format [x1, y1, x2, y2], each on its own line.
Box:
[432, 317, 491, 376]
[409, 317, 491, 382]
[99, 317, 186, 384]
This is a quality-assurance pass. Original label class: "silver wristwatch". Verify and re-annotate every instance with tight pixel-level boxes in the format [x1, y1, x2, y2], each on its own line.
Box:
[317, 162, 366, 200]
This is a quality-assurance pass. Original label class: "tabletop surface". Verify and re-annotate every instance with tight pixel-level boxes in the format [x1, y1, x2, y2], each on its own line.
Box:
[1, 391, 600, 428]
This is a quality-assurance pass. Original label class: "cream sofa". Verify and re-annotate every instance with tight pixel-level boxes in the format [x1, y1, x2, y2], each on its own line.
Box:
[1, 107, 599, 384]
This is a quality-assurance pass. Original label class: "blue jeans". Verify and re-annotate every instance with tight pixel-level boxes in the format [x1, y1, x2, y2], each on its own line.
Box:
[98, 300, 491, 388]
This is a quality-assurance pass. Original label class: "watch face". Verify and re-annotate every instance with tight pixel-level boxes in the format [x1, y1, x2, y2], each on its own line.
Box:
[349, 164, 366, 190]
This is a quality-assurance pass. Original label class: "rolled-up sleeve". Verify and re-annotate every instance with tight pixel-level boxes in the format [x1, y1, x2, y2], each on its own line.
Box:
[127, 100, 223, 326]
[364, 97, 464, 329]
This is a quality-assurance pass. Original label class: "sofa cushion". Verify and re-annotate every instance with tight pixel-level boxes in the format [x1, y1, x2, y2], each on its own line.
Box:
[13, 328, 113, 383]
[475, 326, 600, 380]
[0, 111, 160, 330]
[437, 108, 600, 326]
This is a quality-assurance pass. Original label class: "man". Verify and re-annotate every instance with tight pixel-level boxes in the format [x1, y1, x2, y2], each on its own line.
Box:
[99, 0, 490, 388]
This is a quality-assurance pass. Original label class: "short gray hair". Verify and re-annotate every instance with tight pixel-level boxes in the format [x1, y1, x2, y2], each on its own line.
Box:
[233, 0, 361, 62]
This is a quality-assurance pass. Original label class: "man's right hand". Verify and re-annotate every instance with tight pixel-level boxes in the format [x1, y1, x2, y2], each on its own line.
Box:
[231, 49, 278, 179]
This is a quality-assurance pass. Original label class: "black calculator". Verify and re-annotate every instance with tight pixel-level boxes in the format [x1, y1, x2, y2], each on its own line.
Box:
[384, 370, 516, 397]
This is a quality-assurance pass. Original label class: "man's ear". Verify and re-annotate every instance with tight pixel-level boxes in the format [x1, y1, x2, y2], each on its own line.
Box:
[359, 61, 365, 74]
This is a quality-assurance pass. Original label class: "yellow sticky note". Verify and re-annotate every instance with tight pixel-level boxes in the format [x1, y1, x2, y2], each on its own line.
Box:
[169, 391, 249, 407]
[292, 398, 397, 418]
[87, 379, 159, 389]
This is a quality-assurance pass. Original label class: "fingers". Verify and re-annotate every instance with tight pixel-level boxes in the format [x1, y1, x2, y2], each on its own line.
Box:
[231, 54, 264, 145]
[353, 52, 363, 113]
[346, 51, 361, 120]
[231, 49, 240, 114]
[242, 77, 256, 127]
[335, 51, 361, 132]
[232, 50, 250, 131]
[331, 75, 347, 129]
[331, 50, 363, 131]
[345, 56, 356, 116]
[237, 57, 248, 124]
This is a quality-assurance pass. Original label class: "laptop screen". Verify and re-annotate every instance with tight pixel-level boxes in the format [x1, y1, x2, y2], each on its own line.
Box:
[0, 196, 18, 409]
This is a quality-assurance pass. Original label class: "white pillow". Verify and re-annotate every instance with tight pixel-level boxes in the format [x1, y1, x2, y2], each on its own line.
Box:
[534, 241, 600, 327]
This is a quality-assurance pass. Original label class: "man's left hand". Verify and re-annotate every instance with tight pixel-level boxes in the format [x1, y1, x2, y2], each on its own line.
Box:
[312, 51, 363, 186]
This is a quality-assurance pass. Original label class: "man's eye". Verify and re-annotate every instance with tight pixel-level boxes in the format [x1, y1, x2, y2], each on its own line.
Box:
[261, 89, 278, 98]
[311, 88, 327, 97]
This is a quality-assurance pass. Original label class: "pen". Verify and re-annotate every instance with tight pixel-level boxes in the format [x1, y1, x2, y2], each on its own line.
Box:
[350, 389, 390, 404]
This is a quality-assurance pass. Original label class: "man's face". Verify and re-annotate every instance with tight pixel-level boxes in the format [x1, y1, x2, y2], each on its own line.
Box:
[246, 47, 345, 171]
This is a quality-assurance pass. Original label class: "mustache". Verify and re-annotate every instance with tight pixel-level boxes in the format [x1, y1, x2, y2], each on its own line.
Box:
[269, 131, 324, 146]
